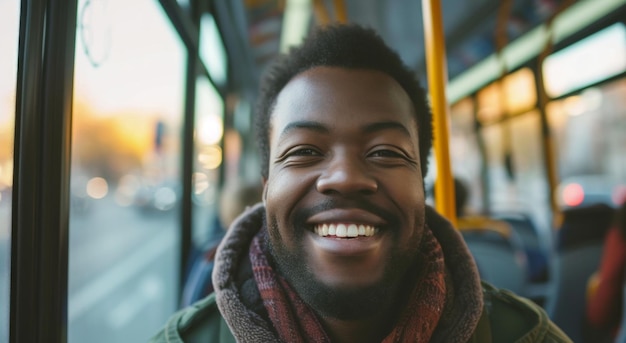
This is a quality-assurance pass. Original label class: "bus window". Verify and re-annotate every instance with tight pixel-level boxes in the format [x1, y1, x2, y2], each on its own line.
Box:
[192, 75, 223, 245]
[68, 0, 185, 342]
[477, 68, 536, 123]
[481, 112, 550, 231]
[0, 1, 20, 341]
[477, 81, 504, 124]
[502, 68, 536, 116]
[543, 22, 626, 98]
[450, 97, 484, 214]
[508, 111, 551, 232]
[547, 79, 626, 209]
[481, 124, 509, 202]
[199, 13, 228, 87]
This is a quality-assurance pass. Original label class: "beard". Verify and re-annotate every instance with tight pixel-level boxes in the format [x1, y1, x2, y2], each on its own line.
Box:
[264, 203, 423, 321]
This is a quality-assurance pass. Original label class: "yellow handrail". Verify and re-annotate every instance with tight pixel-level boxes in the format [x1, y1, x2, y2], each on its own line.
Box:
[332, 0, 348, 23]
[422, 0, 457, 227]
[312, 0, 331, 25]
[312, 0, 347, 25]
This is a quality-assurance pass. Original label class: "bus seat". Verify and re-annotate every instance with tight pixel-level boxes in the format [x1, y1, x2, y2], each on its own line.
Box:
[458, 216, 512, 238]
[494, 212, 551, 283]
[557, 203, 614, 251]
[545, 243, 604, 343]
[459, 216, 529, 297]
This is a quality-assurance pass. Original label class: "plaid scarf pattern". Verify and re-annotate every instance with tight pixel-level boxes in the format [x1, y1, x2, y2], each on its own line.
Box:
[250, 226, 446, 343]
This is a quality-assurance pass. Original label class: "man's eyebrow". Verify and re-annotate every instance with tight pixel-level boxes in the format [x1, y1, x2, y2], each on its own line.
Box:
[363, 121, 412, 137]
[278, 120, 329, 139]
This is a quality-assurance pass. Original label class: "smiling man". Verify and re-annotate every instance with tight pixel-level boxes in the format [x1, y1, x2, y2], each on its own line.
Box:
[151, 24, 571, 343]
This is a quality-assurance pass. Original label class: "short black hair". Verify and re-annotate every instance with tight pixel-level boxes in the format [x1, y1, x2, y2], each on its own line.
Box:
[254, 23, 433, 180]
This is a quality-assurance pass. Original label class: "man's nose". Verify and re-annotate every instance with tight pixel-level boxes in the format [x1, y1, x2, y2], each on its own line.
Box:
[316, 155, 378, 195]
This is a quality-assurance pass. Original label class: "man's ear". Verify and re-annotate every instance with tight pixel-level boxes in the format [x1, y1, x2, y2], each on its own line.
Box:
[262, 177, 268, 204]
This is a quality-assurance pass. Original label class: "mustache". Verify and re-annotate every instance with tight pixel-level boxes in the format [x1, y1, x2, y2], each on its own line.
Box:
[292, 197, 398, 228]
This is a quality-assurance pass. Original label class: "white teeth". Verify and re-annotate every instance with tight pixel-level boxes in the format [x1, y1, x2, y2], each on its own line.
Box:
[313, 223, 379, 238]
[347, 224, 358, 237]
[336, 224, 347, 237]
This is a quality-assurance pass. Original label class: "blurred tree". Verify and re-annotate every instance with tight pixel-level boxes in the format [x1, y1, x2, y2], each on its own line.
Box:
[72, 101, 155, 185]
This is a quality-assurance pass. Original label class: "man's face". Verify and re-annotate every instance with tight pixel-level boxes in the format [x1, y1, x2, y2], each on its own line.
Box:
[263, 66, 426, 319]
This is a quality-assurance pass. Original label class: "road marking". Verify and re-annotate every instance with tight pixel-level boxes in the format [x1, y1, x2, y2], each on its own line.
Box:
[107, 274, 164, 329]
[68, 229, 176, 323]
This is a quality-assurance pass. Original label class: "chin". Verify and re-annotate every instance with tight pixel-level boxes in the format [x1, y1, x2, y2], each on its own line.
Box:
[266, 214, 421, 320]
[270, 241, 416, 321]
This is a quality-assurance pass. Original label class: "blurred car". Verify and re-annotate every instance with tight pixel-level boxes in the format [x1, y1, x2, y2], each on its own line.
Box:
[557, 175, 626, 209]
[133, 180, 181, 215]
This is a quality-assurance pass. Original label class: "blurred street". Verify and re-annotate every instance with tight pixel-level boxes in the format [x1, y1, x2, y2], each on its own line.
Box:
[0, 196, 180, 343]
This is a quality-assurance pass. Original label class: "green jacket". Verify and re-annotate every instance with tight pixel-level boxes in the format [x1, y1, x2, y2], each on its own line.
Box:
[149, 282, 571, 343]
[150, 205, 571, 343]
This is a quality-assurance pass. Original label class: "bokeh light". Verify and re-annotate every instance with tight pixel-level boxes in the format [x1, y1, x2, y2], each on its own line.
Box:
[86, 177, 109, 199]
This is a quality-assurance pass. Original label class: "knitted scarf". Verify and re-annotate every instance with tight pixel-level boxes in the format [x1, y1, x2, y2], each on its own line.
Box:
[249, 226, 446, 343]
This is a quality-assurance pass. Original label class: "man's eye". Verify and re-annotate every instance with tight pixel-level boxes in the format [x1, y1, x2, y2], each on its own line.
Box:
[290, 148, 320, 156]
[275, 147, 322, 163]
[370, 150, 403, 158]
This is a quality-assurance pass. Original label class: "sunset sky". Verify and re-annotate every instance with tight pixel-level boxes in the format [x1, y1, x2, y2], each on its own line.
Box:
[0, 0, 227, 190]
[0, 0, 224, 126]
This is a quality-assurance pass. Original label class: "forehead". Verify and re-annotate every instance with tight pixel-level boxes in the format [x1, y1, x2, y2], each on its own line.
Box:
[270, 66, 417, 137]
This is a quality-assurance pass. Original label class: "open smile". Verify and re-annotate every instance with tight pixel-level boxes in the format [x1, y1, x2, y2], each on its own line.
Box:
[312, 223, 379, 238]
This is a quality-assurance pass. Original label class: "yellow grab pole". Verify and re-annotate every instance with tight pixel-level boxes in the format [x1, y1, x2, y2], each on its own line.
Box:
[422, 0, 457, 227]
[332, 0, 348, 23]
[312, 0, 331, 25]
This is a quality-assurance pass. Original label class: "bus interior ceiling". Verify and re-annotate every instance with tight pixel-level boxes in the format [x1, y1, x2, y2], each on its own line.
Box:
[219, 0, 541, 97]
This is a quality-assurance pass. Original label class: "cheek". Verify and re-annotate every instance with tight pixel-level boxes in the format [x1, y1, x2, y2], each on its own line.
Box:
[266, 165, 318, 202]
[264, 169, 314, 232]
[266, 172, 299, 210]
[390, 176, 425, 234]
[389, 174, 424, 206]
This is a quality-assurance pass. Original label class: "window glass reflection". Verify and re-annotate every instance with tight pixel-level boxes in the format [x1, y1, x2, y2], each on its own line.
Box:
[69, 0, 185, 342]
[200, 14, 228, 86]
[547, 79, 626, 209]
[481, 113, 549, 230]
[503, 68, 536, 115]
[449, 98, 484, 213]
[477, 81, 504, 124]
[508, 112, 550, 231]
[192, 76, 224, 246]
[543, 23, 626, 98]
